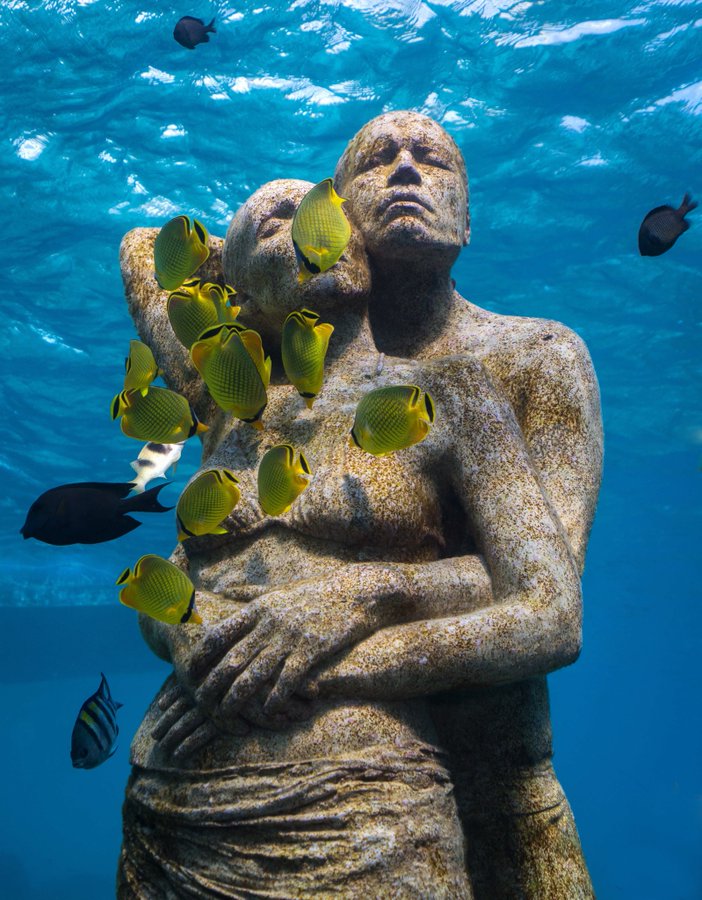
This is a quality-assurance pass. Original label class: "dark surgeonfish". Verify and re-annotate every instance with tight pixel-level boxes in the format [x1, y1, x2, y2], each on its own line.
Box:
[20, 481, 172, 545]
[71, 674, 122, 769]
[173, 16, 216, 49]
[638, 193, 697, 256]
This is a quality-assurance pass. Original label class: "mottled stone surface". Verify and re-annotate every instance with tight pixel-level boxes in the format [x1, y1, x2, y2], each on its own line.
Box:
[117, 112, 602, 899]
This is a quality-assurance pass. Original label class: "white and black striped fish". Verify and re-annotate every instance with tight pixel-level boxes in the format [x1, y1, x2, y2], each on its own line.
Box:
[70, 673, 122, 769]
[129, 441, 184, 493]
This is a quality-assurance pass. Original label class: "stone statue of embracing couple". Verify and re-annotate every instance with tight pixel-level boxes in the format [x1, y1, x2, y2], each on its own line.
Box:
[117, 111, 602, 899]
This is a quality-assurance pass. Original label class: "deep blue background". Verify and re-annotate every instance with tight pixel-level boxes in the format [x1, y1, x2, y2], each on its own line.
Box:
[1, 1, 700, 897]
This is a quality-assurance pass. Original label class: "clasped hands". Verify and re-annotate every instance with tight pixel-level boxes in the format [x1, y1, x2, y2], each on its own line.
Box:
[151, 573, 383, 761]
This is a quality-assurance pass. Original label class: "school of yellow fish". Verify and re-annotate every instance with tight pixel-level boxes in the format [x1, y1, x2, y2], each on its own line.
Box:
[102, 184, 437, 626]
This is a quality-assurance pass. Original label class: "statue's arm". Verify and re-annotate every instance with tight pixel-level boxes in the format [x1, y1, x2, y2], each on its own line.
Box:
[119, 228, 223, 428]
[308, 355, 584, 699]
[516, 324, 603, 573]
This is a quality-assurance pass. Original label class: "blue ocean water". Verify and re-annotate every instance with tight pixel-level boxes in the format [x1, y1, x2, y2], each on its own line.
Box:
[1, 0, 700, 897]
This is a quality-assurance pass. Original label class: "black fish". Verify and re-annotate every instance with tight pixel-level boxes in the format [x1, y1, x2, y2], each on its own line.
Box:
[20, 481, 173, 546]
[173, 16, 216, 49]
[71, 673, 122, 769]
[638, 193, 697, 256]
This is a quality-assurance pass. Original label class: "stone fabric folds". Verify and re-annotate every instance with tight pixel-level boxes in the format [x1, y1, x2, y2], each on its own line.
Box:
[117, 742, 472, 899]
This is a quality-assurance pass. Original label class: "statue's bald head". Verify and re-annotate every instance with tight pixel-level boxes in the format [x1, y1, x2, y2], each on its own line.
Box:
[335, 112, 469, 266]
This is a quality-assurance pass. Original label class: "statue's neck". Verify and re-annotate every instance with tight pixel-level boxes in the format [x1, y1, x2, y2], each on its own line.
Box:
[325, 307, 377, 367]
[368, 258, 460, 357]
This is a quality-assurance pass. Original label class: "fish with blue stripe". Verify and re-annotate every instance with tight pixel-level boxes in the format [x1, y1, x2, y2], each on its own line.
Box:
[70, 673, 122, 769]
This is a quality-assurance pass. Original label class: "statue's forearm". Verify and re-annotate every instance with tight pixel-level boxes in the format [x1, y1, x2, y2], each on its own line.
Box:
[308, 579, 581, 700]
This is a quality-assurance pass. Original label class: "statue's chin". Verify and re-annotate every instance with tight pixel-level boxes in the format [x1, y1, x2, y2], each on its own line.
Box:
[368, 219, 461, 266]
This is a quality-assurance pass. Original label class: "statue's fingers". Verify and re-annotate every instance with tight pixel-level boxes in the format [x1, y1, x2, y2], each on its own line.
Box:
[171, 720, 221, 762]
[157, 708, 207, 756]
[189, 608, 257, 682]
[219, 645, 284, 718]
[238, 695, 291, 731]
[157, 681, 186, 713]
[152, 694, 191, 741]
[263, 653, 311, 715]
[195, 631, 268, 711]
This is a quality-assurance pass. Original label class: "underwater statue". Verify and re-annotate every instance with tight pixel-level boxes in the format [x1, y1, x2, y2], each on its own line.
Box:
[117, 113, 602, 899]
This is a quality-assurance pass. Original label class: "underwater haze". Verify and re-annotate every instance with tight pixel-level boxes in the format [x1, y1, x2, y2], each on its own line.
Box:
[1, 1, 701, 897]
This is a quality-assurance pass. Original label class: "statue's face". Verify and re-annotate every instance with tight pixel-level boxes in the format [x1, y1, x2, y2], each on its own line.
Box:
[337, 114, 469, 265]
[226, 179, 370, 337]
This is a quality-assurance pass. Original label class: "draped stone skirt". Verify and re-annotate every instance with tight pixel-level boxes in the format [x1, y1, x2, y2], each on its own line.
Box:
[117, 741, 472, 899]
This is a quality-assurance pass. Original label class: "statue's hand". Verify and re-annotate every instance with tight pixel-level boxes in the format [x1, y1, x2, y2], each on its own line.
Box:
[152, 679, 313, 760]
[190, 576, 379, 720]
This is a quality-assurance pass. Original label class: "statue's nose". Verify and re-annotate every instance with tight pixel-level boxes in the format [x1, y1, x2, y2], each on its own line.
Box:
[387, 152, 421, 187]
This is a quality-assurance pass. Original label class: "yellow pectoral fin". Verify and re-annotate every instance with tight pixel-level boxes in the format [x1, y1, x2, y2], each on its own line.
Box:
[303, 245, 328, 268]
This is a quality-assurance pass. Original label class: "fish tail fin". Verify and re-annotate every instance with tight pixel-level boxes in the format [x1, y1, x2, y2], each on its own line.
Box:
[207, 17, 216, 33]
[125, 482, 173, 513]
[680, 193, 698, 216]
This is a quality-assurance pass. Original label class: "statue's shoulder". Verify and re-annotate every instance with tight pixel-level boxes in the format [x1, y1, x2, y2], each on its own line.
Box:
[461, 301, 596, 385]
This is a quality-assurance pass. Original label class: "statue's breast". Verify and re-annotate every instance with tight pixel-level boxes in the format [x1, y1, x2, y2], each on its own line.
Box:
[286, 437, 444, 551]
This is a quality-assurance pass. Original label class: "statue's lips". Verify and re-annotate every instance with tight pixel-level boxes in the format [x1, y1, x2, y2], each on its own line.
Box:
[379, 192, 434, 218]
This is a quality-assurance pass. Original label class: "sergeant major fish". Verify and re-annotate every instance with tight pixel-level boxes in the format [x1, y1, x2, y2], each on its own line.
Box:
[71, 673, 122, 769]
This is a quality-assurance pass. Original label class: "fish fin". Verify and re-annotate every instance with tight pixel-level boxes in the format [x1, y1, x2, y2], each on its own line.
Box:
[115, 702, 124, 710]
[302, 245, 328, 267]
[124, 482, 173, 514]
[195, 421, 209, 435]
[119, 592, 135, 609]
[177, 531, 191, 543]
[139, 387, 149, 397]
[315, 322, 334, 344]
[190, 337, 214, 374]
[423, 390, 436, 424]
[116, 567, 131, 586]
[303, 396, 316, 409]
[189, 610, 203, 624]
[250, 419, 264, 431]
[680, 193, 698, 215]
[297, 269, 312, 284]
[211, 525, 229, 534]
[110, 394, 122, 420]
[237, 329, 266, 371]
[206, 17, 216, 32]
